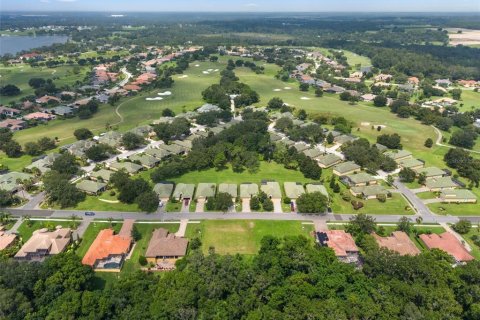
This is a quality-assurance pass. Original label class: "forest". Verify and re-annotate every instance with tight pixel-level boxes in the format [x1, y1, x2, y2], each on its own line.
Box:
[1, 234, 479, 320]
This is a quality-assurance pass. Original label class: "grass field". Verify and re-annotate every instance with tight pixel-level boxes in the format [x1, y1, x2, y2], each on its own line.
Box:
[462, 228, 480, 260]
[185, 220, 314, 255]
[0, 64, 90, 104]
[458, 90, 480, 111]
[48, 191, 140, 212]
[17, 220, 77, 241]
[342, 49, 372, 68]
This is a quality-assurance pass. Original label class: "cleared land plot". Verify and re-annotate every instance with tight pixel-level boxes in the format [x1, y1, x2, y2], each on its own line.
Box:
[185, 220, 314, 255]
[447, 28, 480, 46]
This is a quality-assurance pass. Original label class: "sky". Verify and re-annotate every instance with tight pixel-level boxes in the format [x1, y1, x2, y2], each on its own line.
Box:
[1, 0, 479, 12]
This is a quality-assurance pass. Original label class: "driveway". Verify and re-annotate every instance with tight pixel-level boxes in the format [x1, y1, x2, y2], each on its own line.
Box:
[242, 199, 251, 213]
[22, 191, 45, 210]
[272, 199, 283, 213]
[195, 199, 205, 213]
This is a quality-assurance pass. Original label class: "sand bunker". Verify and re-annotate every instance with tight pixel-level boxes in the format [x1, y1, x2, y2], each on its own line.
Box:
[273, 89, 282, 92]
[284, 87, 292, 90]
[158, 91, 172, 96]
[146, 97, 164, 101]
[202, 71, 210, 74]
[361, 122, 371, 126]
[300, 97, 311, 100]
[178, 75, 188, 79]
[195, 64, 200, 67]
[214, 69, 219, 72]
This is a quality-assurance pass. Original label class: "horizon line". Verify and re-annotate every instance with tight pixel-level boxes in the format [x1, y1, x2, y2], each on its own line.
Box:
[1, 10, 479, 14]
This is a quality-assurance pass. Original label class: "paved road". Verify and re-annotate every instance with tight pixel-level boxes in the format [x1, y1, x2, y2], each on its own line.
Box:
[393, 179, 433, 217]
[432, 125, 480, 154]
[21, 192, 45, 210]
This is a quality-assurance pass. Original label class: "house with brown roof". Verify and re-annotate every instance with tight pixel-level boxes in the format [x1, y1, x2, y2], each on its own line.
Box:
[316, 230, 359, 264]
[373, 231, 420, 256]
[0, 119, 26, 131]
[14, 227, 72, 261]
[420, 232, 474, 263]
[23, 112, 56, 121]
[0, 227, 17, 251]
[35, 95, 61, 105]
[82, 220, 134, 271]
[145, 228, 189, 268]
[0, 106, 21, 117]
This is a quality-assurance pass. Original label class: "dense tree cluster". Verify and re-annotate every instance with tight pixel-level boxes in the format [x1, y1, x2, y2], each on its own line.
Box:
[0, 128, 22, 158]
[341, 138, 398, 173]
[24, 137, 56, 156]
[444, 148, 480, 187]
[110, 170, 158, 212]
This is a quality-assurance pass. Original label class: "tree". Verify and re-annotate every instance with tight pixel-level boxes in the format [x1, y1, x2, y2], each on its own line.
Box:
[51, 153, 79, 176]
[377, 133, 402, 149]
[161, 108, 175, 117]
[299, 83, 309, 91]
[297, 109, 307, 120]
[28, 77, 46, 89]
[43, 171, 85, 208]
[326, 132, 334, 144]
[0, 190, 14, 207]
[37, 137, 56, 151]
[449, 129, 477, 149]
[118, 178, 151, 204]
[3, 140, 22, 158]
[250, 196, 260, 211]
[262, 198, 274, 211]
[138, 255, 147, 266]
[315, 87, 324, 97]
[136, 191, 159, 213]
[267, 97, 284, 109]
[74, 128, 93, 140]
[373, 95, 388, 107]
[399, 167, 416, 183]
[121, 132, 145, 150]
[85, 144, 113, 162]
[346, 213, 377, 236]
[450, 88, 462, 100]
[396, 216, 413, 234]
[452, 219, 472, 234]
[24, 142, 42, 156]
[424, 138, 433, 148]
[207, 192, 233, 212]
[296, 192, 328, 214]
[0, 84, 20, 96]
[275, 117, 293, 132]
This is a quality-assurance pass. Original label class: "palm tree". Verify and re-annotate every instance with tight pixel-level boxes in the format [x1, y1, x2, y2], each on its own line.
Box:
[22, 214, 32, 227]
[107, 217, 114, 228]
[415, 216, 423, 225]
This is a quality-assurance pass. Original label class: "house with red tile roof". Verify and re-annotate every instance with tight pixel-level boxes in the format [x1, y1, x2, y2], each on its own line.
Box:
[23, 112, 55, 121]
[0, 227, 17, 251]
[82, 219, 134, 271]
[123, 84, 142, 92]
[0, 119, 27, 131]
[35, 95, 61, 105]
[0, 106, 21, 117]
[373, 231, 420, 256]
[317, 230, 359, 264]
[419, 232, 474, 263]
[408, 77, 420, 85]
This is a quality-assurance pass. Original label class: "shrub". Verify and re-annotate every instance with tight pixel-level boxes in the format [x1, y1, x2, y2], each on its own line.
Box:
[377, 194, 387, 203]
[452, 219, 472, 234]
[351, 200, 364, 210]
[138, 255, 147, 266]
[283, 197, 291, 204]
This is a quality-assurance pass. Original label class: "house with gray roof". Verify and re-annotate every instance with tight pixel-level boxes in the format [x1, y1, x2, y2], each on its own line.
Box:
[0, 172, 33, 193]
[284, 182, 305, 200]
[385, 150, 412, 162]
[260, 181, 282, 200]
[343, 172, 378, 187]
[279, 138, 295, 147]
[172, 183, 195, 200]
[197, 103, 221, 113]
[154, 183, 174, 200]
[145, 147, 171, 159]
[293, 142, 310, 153]
[195, 183, 216, 200]
[333, 161, 360, 176]
[351, 185, 389, 200]
[270, 132, 283, 143]
[98, 131, 123, 148]
[373, 143, 388, 153]
[317, 154, 343, 169]
[426, 177, 458, 191]
[158, 143, 187, 155]
[172, 139, 192, 150]
[218, 183, 238, 199]
[440, 189, 477, 203]
[90, 169, 115, 182]
[414, 167, 445, 180]
[240, 183, 259, 199]
[129, 154, 159, 168]
[67, 140, 96, 158]
[305, 184, 329, 199]
[334, 134, 357, 145]
[50, 106, 74, 116]
[26, 153, 61, 174]
[303, 148, 323, 159]
[76, 180, 107, 195]
[398, 158, 424, 170]
[108, 161, 143, 175]
[129, 125, 152, 137]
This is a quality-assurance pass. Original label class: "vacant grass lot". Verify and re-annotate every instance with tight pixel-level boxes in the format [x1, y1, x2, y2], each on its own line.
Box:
[462, 228, 480, 260]
[17, 220, 76, 241]
[342, 49, 372, 68]
[185, 220, 314, 255]
[49, 191, 140, 212]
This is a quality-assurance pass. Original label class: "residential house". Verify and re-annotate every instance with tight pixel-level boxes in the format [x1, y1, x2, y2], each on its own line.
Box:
[0, 119, 26, 131]
[172, 183, 195, 201]
[25, 153, 61, 174]
[240, 183, 259, 199]
[325, 85, 346, 94]
[420, 232, 474, 263]
[49, 106, 74, 116]
[284, 182, 305, 200]
[425, 177, 459, 191]
[197, 103, 221, 113]
[218, 183, 238, 201]
[0, 106, 21, 117]
[303, 148, 323, 160]
[195, 183, 216, 200]
[435, 79, 452, 87]
[129, 125, 153, 137]
[408, 77, 420, 85]
[0, 172, 33, 193]
[108, 161, 143, 175]
[270, 132, 283, 143]
[90, 169, 115, 182]
[145, 228, 189, 269]
[373, 231, 420, 256]
[333, 161, 360, 176]
[23, 112, 55, 121]
[153, 183, 174, 201]
[172, 139, 192, 151]
[317, 154, 343, 169]
[384, 150, 412, 163]
[398, 158, 425, 170]
[334, 134, 357, 145]
[66, 140, 96, 158]
[129, 154, 160, 169]
[260, 181, 282, 200]
[350, 185, 389, 200]
[82, 220, 134, 271]
[35, 95, 60, 105]
[145, 147, 171, 159]
[374, 74, 393, 82]
[0, 227, 17, 251]
[76, 180, 107, 195]
[157, 143, 187, 155]
[414, 167, 445, 180]
[15, 227, 72, 261]
[293, 142, 310, 153]
[343, 172, 377, 187]
[440, 189, 477, 203]
[98, 131, 123, 148]
[316, 230, 360, 264]
[373, 143, 388, 153]
[360, 93, 376, 102]
[306, 184, 329, 199]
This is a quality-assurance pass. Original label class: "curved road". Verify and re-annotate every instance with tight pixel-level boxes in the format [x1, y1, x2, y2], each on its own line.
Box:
[432, 125, 480, 154]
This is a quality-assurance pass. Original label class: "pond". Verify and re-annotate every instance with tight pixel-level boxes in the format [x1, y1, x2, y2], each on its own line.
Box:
[0, 35, 69, 55]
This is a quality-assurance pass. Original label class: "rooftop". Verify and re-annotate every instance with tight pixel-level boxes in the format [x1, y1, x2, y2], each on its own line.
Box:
[284, 182, 305, 199]
[318, 230, 359, 257]
[145, 228, 189, 258]
[384, 149, 412, 161]
[317, 153, 342, 167]
[195, 183, 216, 199]
[373, 231, 420, 256]
[260, 181, 282, 199]
[239, 183, 259, 198]
[346, 172, 376, 185]
[153, 183, 174, 199]
[218, 183, 238, 198]
[305, 184, 329, 198]
[425, 177, 458, 189]
[414, 167, 445, 178]
[440, 189, 477, 200]
[15, 227, 71, 258]
[172, 183, 195, 199]
[333, 161, 360, 174]
[76, 180, 107, 194]
[420, 232, 474, 262]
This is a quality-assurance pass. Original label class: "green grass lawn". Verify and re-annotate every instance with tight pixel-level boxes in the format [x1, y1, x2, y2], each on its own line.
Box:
[166, 162, 315, 185]
[342, 49, 372, 68]
[68, 192, 140, 212]
[428, 202, 480, 216]
[75, 222, 122, 258]
[416, 192, 438, 200]
[122, 223, 180, 274]
[166, 201, 182, 212]
[0, 152, 34, 172]
[0, 64, 90, 104]
[458, 90, 480, 111]
[185, 220, 314, 255]
[462, 228, 480, 260]
[17, 220, 77, 241]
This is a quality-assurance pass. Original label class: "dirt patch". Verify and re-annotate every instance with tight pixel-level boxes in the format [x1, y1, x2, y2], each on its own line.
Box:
[448, 28, 480, 46]
[248, 221, 255, 229]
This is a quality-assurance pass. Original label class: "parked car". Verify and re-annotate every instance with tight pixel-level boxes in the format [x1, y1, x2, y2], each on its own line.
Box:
[84, 211, 95, 216]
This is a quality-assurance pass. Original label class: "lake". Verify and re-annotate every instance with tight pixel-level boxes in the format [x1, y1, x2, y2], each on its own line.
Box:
[0, 35, 69, 55]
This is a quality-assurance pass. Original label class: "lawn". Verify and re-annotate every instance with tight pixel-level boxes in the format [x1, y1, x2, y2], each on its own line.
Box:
[0, 64, 90, 104]
[428, 202, 480, 216]
[185, 220, 314, 255]
[342, 49, 372, 68]
[458, 90, 480, 111]
[53, 192, 141, 212]
[462, 228, 480, 260]
[0, 152, 33, 172]
[122, 223, 180, 274]
[416, 192, 438, 200]
[17, 220, 77, 241]
[166, 162, 315, 185]
[75, 221, 122, 258]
